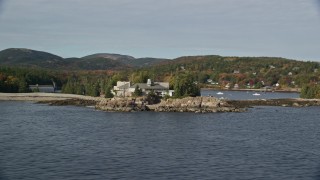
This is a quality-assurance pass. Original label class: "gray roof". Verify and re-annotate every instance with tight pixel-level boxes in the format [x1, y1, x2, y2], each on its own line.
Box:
[117, 83, 131, 90]
[130, 83, 169, 90]
[29, 85, 53, 88]
[29, 85, 55, 93]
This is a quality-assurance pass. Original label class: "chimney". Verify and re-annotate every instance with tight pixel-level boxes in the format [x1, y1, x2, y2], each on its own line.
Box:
[147, 79, 152, 86]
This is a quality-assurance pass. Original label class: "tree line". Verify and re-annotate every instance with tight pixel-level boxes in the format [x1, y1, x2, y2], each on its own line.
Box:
[0, 67, 58, 93]
[1, 56, 320, 98]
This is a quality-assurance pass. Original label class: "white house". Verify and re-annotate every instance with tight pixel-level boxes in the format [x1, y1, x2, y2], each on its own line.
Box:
[113, 81, 131, 97]
[114, 79, 174, 97]
[129, 79, 174, 97]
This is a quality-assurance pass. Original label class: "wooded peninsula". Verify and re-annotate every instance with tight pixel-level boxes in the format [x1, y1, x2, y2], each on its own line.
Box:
[1, 48, 320, 99]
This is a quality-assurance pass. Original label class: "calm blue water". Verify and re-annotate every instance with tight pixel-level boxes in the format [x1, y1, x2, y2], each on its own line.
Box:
[1, 101, 320, 180]
[201, 89, 300, 100]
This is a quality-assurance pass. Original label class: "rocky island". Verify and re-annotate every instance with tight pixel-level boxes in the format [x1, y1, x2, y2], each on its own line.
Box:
[1, 93, 320, 113]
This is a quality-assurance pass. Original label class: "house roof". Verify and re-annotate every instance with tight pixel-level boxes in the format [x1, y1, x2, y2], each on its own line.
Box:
[29, 85, 54, 88]
[117, 83, 131, 90]
[130, 83, 169, 90]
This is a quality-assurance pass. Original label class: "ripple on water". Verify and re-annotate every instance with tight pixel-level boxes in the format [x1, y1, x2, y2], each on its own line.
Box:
[0, 101, 320, 180]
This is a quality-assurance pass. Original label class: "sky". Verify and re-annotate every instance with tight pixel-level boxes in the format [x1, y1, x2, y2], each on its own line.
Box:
[0, 0, 320, 61]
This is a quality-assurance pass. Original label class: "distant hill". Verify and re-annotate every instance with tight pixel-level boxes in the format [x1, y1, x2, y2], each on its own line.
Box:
[0, 48, 66, 69]
[64, 57, 129, 70]
[0, 48, 170, 70]
[1, 48, 318, 78]
[134, 58, 171, 67]
[82, 53, 169, 67]
[82, 53, 135, 61]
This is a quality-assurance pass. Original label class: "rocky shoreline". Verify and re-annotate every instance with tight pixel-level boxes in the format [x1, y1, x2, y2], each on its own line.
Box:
[1, 93, 320, 113]
[226, 98, 320, 108]
[94, 96, 246, 113]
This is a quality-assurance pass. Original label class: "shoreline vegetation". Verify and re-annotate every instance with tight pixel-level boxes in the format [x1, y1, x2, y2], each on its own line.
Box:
[2, 50, 319, 101]
[1, 92, 320, 113]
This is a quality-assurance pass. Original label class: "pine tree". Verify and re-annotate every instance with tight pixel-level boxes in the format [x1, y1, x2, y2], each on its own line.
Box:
[105, 85, 114, 98]
[133, 85, 143, 97]
[18, 78, 29, 93]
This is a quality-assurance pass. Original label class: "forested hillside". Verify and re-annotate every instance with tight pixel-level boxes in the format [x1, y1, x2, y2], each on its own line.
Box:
[135, 55, 320, 89]
[1, 48, 320, 98]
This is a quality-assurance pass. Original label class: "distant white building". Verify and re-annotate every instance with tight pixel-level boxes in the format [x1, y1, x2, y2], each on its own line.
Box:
[233, 70, 240, 74]
[29, 84, 55, 93]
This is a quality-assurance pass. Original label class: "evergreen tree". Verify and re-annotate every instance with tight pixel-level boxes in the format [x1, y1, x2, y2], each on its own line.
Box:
[300, 84, 320, 99]
[0, 80, 4, 92]
[18, 78, 29, 93]
[62, 78, 75, 94]
[133, 85, 143, 97]
[105, 85, 114, 98]
[146, 90, 161, 104]
[75, 84, 85, 95]
[91, 83, 100, 97]
[174, 73, 200, 98]
[32, 87, 40, 92]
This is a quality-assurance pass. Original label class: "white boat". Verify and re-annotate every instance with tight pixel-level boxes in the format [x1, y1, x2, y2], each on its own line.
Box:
[253, 93, 261, 96]
[217, 92, 224, 95]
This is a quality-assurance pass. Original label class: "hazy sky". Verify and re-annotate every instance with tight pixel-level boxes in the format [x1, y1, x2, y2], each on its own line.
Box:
[0, 0, 319, 60]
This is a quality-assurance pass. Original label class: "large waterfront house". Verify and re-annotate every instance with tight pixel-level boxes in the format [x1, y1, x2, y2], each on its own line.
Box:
[113, 79, 174, 97]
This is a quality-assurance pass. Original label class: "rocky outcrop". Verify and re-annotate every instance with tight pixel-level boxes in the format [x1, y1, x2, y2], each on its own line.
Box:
[151, 97, 245, 113]
[96, 97, 149, 112]
[226, 98, 320, 108]
[95, 96, 245, 113]
[3, 93, 319, 113]
[38, 98, 97, 106]
[41, 97, 320, 113]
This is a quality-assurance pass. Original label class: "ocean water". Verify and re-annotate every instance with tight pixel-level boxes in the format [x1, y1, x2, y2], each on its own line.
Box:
[201, 89, 300, 100]
[0, 101, 320, 180]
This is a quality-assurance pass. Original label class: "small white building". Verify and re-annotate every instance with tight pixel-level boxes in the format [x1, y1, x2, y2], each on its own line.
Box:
[233, 70, 240, 74]
[225, 83, 230, 89]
